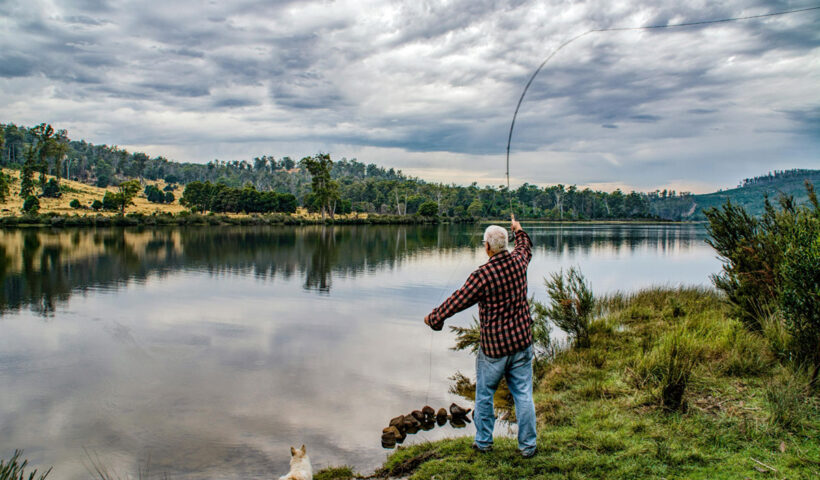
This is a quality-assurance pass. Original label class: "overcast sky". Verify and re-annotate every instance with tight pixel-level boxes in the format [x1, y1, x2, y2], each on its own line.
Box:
[1, 0, 818, 192]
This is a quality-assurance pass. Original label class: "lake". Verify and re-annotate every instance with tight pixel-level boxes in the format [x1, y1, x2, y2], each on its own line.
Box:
[0, 223, 720, 479]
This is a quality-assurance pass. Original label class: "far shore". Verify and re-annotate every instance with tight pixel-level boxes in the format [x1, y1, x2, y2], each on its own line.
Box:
[0, 212, 700, 229]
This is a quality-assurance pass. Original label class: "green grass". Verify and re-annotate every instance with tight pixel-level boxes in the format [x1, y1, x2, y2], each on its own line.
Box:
[322, 287, 820, 479]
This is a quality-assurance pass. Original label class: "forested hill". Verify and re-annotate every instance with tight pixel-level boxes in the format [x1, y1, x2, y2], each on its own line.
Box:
[684, 169, 820, 220]
[1, 122, 817, 220]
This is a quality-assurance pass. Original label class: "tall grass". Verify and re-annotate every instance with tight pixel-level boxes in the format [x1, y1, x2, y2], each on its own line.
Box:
[631, 324, 702, 411]
[0, 451, 51, 480]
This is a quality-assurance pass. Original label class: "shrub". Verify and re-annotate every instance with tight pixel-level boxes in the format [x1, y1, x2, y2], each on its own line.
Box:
[765, 368, 809, 430]
[41, 178, 61, 198]
[69, 198, 81, 209]
[417, 201, 438, 217]
[706, 182, 820, 387]
[91, 199, 103, 211]
[22, 195, 39, 215]
[544, 267, 594, 348]
[144, 184, 167, 203]
[102, 191, 118, 210]
[778, 195, 820, 385]
[632, 325, 701, 411]
[0, 450, 51, 480]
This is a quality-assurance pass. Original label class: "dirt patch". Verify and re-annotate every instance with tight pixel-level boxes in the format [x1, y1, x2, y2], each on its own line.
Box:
[375, 450, 439, 478]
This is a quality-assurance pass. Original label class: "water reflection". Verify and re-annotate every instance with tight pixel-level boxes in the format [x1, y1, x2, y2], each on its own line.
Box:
[0, 224, 707, 316]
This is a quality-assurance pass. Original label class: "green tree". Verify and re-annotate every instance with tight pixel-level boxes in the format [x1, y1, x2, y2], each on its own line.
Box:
[30, 124, 68, 194]
[20, 145, 37, 198]
[417, 201, 438, 217]
[41, 178, 60, 198]
[114, 180, 141, 214]
[91, 199, 103, 211]
[467, 198, 483, 218]
[69, 198, 81, 209]
[0, 171, 10, 202]
[301, 153, 340, 219]
[22, 195, 39, 215]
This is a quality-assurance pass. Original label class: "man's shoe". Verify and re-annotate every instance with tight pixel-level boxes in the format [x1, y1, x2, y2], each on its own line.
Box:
[521, 448, 537, 459]
[471, 443, 493, 453]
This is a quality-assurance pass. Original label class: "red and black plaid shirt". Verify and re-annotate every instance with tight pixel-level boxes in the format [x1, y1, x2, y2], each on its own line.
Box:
[427, 229, 533, 358]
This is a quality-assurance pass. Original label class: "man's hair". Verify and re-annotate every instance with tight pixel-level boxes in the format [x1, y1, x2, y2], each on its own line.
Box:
[483, 225, 509, 254]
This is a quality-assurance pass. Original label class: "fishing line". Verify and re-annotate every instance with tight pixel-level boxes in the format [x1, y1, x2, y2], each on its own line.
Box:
[424, 229, 477, 405]
[504, 5, 820, 205]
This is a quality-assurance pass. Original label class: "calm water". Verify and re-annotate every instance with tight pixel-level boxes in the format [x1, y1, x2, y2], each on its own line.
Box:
[0, 223, 719, 478]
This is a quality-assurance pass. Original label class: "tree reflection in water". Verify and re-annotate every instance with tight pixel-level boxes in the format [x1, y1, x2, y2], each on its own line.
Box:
[0, 223, 706, 316]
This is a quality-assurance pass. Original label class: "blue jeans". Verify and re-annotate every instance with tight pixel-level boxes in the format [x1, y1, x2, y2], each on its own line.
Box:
[474, 345, 537, 454]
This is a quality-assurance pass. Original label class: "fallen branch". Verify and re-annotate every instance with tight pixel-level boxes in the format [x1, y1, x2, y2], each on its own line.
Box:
[750, 457, 777, 473]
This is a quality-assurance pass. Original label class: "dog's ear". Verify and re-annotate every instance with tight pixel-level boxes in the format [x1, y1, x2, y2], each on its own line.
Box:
[300, 445, 306, 454]
[290, 446, 297, 456]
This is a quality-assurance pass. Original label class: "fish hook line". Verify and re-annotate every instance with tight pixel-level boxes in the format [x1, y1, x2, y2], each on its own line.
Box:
[425, 230, 479, 405]
[504, 5, 820, 208]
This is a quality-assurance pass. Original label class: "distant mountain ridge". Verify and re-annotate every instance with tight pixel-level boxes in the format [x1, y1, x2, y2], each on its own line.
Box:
[685, 169, 820, 220]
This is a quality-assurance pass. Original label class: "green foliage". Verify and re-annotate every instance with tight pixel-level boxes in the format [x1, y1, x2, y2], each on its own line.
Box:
[144, 184, 169, 203]
[632, 324, 701, 411]
[22, 196, 39, 215]
[466, 198, 482, 218]
[0, 171, 10, 202]
[0, 450, 50, 480]
[91, 199, 103, 211]
[705, 200, 777, 329]
[69, 199, 81, 209]
[778, 186, 820, 383]
[181, 181, 296, 214]
[544, 267, 594, 348]
[40, 179, 60, 198]
[765, 368, 810, 430]
[449, 317, 481, 354]
[114, 180, 140, 214]
[314, 466, 355, 480]
[706, 182, 820, 386]
[417, 200, 438, 217]
[301, 153, 340, 218]
[19, 146, 36, 198]
[101, 192, 118, 211]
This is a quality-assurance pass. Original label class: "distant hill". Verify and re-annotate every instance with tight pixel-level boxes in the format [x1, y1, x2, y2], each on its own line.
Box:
[687, 169, 820, 220]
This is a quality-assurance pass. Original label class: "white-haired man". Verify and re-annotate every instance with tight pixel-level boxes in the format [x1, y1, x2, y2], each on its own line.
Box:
[424, 216, 536, 458]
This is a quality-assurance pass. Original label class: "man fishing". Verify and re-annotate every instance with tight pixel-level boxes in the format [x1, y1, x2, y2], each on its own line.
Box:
[424, 215, 536, 458]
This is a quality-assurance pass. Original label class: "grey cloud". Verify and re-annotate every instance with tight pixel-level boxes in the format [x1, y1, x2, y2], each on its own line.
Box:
[213, 98, 260, 108]
[602, 124, 618, 129]
[0, 53, 36, 77]
[629, 114, 662, 123]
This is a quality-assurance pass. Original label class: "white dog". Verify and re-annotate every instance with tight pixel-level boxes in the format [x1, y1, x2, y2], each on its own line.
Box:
[279, 445, 312, 480]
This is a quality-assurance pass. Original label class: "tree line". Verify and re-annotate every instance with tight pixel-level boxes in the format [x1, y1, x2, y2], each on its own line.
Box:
[5, 121, 814, 221]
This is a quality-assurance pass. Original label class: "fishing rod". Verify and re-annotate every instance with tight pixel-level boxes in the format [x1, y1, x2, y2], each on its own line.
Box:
[504, 5, 820, 214]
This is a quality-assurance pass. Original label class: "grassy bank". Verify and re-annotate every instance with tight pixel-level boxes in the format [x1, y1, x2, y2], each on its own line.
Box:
[318, 287, 820, 480]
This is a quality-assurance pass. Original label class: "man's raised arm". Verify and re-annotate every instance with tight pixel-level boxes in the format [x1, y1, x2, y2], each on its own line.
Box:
[511, 214, 532, 264]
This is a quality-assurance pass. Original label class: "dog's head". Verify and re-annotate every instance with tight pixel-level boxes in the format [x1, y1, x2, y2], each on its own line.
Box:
[290, 445, 307, 460]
